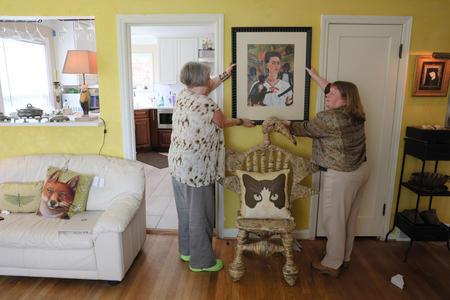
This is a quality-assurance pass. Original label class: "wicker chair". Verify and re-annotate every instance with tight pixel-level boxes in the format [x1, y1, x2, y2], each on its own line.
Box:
[223, 119, 315, 286]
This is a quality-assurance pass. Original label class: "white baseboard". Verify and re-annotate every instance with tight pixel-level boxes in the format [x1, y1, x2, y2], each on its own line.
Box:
[221, 229, 310, 239]
[222, 229, 238, 238]
[292, 230, 311, 239]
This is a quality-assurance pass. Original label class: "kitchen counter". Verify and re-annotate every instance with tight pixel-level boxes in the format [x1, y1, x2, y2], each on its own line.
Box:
[0, 119, 102, 127]
[0, 113, 102, 127]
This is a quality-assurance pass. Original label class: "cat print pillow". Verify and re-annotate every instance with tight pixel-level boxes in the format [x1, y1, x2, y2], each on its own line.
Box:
[236, 169, 291, 219]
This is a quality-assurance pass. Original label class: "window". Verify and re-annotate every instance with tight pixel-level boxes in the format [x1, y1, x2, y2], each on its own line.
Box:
[132, 53, 153, 107]
[0, 38, 52, 115]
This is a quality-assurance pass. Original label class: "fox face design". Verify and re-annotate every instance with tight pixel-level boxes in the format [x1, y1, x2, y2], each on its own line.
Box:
[37, 170, 79, 219]
[242, 173, 289, 218]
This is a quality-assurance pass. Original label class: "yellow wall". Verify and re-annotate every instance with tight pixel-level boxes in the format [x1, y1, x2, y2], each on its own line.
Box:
[1, 0, 449, 229]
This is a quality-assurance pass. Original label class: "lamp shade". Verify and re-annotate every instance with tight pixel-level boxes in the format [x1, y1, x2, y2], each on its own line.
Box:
[62, 50, 97, 75]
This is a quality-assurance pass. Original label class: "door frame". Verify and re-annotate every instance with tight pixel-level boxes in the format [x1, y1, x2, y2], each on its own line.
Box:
[308, 15, 413, 239]
[117, 14, 225, 236]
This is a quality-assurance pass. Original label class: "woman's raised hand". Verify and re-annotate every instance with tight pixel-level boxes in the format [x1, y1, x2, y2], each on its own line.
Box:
[306, 67, 329, 91]
[305, 67, 318, 77]
[226, 62, 236, 76]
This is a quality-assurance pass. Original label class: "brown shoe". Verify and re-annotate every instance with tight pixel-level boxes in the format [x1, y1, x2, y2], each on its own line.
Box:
[311, 260, 341, 278]
[321, 252, 350, 269]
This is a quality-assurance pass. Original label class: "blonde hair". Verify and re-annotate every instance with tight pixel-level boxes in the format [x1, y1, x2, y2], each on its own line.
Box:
[329, 81, 366, 123]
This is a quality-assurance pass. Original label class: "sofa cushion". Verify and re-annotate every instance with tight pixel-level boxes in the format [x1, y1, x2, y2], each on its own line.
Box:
[0, 181, 43, 213]
[0, 154, 69, 183]
[66, 155, 145, 211]
[0, 154, 145, 212]
[0, 211, 103, 249]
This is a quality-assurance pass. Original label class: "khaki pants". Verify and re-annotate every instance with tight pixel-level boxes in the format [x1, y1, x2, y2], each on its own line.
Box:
[319, 162, 370, 270]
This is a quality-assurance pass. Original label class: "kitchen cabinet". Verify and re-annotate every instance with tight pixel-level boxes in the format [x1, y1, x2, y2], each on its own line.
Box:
[134, 110, 151, 150]
[157, 129, 172, 148]
[149, 109, 158, 148]
[137, 109, 172, 150]
[158, 38, 197, 84]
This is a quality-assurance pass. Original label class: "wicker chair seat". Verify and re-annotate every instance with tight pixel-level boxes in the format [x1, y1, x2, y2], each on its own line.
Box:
[235, 217, 296, 233]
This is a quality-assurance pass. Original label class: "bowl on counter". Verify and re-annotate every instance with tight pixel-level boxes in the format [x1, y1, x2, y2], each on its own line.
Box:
[17, 104, 43, 118]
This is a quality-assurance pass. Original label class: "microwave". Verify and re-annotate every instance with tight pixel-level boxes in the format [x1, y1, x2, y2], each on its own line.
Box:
[157, 108, 173, 129]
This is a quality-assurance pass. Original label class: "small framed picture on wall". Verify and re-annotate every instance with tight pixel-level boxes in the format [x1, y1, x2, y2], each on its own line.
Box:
[232, 27, 312, 124]
[413, 55, 450, 97]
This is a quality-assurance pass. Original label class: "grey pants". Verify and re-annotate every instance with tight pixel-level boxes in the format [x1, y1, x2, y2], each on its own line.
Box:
[171, 177, 215, 269]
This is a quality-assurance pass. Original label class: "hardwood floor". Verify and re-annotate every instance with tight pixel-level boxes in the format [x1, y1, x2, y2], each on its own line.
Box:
[0, 235, 449, 300]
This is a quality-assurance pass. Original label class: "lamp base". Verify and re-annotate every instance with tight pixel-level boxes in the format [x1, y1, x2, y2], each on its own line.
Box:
[75, 116, 98, 122]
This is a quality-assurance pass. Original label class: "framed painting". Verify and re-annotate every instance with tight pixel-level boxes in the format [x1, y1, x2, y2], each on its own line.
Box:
[232, 27, 312, 124]
[413, 55, 450, 97]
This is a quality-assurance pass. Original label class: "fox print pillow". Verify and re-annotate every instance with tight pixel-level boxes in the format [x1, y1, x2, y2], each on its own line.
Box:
[236, 169, 291, 219]
[37, 167, 94, 219]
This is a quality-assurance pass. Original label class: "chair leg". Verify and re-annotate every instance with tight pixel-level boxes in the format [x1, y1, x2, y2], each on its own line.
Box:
[281, 233, 298, 286]
[229, 229, 247, 282]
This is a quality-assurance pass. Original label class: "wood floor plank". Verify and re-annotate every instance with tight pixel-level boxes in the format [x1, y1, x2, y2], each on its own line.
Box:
[0, 236, 449, 300]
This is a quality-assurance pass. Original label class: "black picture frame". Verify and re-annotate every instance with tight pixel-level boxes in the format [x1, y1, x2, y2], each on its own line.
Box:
[232, 27, 312, 124]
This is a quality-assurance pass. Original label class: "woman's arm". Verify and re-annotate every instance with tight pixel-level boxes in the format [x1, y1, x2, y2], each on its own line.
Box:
[306, 67, 329, 92]
[282, 114, 331, 138]
[208, 63, 236, 94]
[212, 109, 255, 129]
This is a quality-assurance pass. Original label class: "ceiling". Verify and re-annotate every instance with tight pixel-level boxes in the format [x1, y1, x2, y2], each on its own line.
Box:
[131, 25, 214, 45]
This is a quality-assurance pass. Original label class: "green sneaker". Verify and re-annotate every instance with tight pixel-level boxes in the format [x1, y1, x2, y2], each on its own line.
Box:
[180, 254, 190, 262]
[189, 259, 223, 272]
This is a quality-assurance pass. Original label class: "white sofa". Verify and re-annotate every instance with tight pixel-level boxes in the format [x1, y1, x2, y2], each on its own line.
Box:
[0, 154, 146, 283]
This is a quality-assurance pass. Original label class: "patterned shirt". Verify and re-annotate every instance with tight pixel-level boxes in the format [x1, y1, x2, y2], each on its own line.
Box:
[290, 108, 366, 172]
[168, 89, 225, 187]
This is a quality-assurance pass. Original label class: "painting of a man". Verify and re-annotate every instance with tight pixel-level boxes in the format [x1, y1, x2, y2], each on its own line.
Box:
[247, 45, 294, 107]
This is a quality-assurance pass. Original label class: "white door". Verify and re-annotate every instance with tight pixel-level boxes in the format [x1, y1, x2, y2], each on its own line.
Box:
[317, 24, 403, 236]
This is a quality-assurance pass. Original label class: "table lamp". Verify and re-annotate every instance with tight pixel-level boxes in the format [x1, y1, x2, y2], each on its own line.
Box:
[62, 50, 97, 121]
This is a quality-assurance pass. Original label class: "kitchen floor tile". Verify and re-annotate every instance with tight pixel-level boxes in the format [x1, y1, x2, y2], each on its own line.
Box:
[146, 215, 161, 228]
[157, 205, 178, 229]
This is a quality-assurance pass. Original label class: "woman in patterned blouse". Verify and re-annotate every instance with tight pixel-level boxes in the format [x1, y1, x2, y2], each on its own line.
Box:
[284, 67, 369, 277]
[169, 61, 254, 272]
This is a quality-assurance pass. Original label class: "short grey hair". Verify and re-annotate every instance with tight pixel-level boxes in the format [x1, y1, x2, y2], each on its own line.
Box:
[179, 61, 210, 88]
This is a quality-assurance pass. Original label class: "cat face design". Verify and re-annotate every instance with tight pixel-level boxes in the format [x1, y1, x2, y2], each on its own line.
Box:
[242, 173, 286, 212]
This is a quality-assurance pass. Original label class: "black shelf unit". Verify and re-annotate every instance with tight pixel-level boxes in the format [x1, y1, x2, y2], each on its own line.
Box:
[385, 130, 450, 262]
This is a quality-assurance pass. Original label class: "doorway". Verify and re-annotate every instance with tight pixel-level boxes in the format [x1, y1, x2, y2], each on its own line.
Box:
[310, 15, 412, 238]
[117, 14, 225, 233]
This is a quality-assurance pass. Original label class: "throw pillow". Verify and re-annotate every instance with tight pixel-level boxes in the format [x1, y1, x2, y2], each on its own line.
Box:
[0, 181, 44, 213]
[236, 169, 291, 219]
[37, 167, 94, 219]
